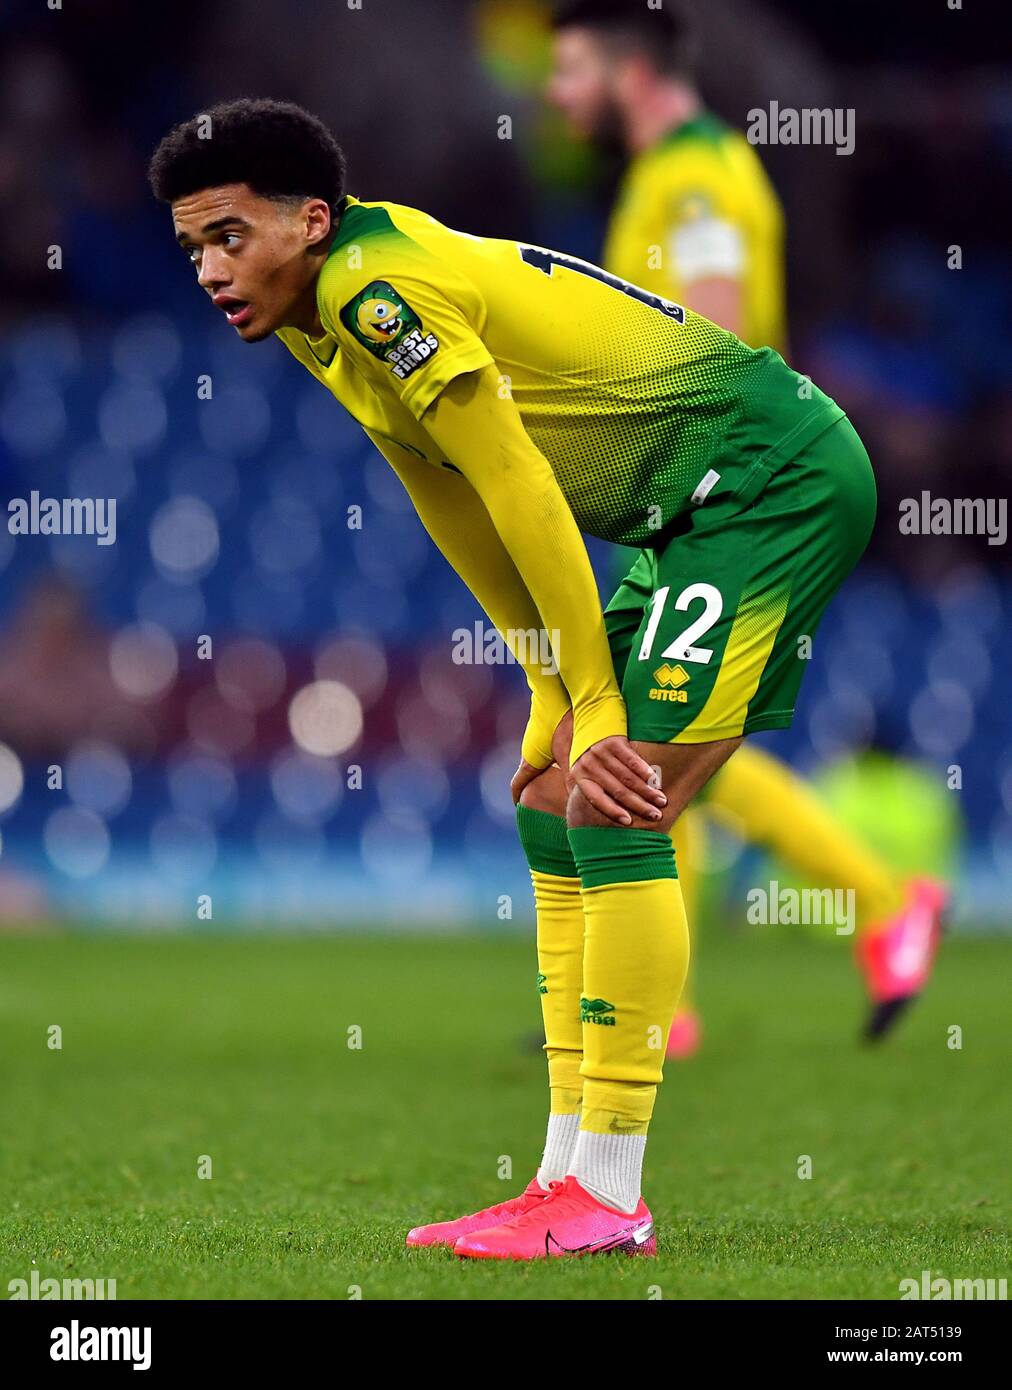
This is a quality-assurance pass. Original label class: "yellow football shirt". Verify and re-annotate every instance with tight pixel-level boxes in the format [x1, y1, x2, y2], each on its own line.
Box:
[275, 195, 838, 763]
[603, 112, 786, 354]
[278, 195, 825, 545]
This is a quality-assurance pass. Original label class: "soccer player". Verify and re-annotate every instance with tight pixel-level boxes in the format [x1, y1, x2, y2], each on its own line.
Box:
[548, 0, 947, 1054]
[151, 98, 910, 1261]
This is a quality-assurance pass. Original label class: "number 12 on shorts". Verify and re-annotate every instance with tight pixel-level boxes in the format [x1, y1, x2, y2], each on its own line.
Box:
[638, 583, 723, 665]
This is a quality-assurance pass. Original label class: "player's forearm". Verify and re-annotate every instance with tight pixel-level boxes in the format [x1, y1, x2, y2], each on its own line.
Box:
[522, 681, 571, 769]
[368, 432, 572, 766]
[479, 459, 626, 764]
[423, 371, 626, 765]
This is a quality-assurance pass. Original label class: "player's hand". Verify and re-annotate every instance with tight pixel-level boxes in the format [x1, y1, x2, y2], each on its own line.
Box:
[511, 707, 577, 805]
[510, 757, 546, 805]
[570, 736, 667, 826]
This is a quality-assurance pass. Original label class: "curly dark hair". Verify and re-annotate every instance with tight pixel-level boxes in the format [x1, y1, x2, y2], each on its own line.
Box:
[148, 98, 347, 217]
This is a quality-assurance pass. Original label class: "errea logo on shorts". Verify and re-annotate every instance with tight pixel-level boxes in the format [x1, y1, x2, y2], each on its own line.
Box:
[648, 663, 690, 702]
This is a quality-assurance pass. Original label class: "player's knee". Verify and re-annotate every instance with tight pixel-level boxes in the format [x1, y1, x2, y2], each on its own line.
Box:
[518, 766, 567, 817]
[565, 783, 617, 830]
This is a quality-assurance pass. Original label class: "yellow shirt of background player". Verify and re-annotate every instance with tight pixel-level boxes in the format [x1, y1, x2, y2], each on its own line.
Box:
[603, 112, 786, 355]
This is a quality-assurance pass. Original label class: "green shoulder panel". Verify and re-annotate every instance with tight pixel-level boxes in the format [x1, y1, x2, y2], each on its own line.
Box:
[656, 110, 729, 152]
[329, 197, 399, 253]
[317, 199, 423, 340]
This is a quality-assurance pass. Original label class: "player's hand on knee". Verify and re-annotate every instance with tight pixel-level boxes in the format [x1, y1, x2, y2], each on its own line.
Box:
[570, 737, 667, 825]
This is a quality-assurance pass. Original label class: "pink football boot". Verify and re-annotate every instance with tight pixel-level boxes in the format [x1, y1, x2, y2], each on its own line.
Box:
[406, 1178, 549, 1249]
[666, 1007, 702, 1059]
[454, 1175, 656, 1260]
[856, 877, 948, 1041]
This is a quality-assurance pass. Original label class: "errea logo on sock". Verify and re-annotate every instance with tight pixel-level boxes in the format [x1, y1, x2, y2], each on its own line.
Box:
[580, 997, 616, 1026]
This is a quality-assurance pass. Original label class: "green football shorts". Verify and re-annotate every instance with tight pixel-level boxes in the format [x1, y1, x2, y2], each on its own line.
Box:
[605, 414, 877, 744]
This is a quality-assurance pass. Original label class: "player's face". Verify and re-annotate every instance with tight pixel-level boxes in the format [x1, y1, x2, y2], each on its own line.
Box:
[172, 184, 327, 342]
[546, 29, 621, 146]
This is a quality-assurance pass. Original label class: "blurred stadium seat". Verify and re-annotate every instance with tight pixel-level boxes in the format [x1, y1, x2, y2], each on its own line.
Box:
[0, 311, 1007, 927]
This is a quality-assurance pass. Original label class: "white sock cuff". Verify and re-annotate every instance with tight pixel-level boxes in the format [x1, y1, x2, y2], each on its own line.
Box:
[567, 1129, 647, 1214]
[537, 1111, 581, 1188]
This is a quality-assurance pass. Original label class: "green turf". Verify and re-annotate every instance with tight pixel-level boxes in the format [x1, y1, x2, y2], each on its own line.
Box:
[0, 928, 1008, 1300]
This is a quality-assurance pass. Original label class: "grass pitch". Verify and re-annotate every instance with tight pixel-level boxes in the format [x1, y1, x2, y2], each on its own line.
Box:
[1, 927, 1008, 1300]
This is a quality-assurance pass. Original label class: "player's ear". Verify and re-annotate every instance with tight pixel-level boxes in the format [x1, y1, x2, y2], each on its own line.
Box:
[303, 197, 333, 249]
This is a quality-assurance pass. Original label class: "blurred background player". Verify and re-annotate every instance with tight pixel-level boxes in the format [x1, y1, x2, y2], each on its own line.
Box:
[547, 0, 947, 1049]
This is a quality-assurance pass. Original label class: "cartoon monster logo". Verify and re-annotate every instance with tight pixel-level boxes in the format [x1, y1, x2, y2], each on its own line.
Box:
[355, 290, 405, 344]
[341, 279, 421, 357]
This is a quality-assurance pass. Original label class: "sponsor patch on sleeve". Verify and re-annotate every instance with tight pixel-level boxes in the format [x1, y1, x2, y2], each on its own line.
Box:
[339, 280, 440, 380]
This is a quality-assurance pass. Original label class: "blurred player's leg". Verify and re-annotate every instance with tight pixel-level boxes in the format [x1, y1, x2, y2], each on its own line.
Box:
[855, 879, 948, 1041]
[706, 743, 904, 925]
[667, 808, 704, 1058]
[704, 743, 947, 1037]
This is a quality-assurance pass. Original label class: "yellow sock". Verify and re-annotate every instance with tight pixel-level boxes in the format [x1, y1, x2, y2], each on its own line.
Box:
[568, 827, 690, 1137]
[531, 869, 585, 1115]
[516, 805, 585, 1120]
[706, 744, 904, 928]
